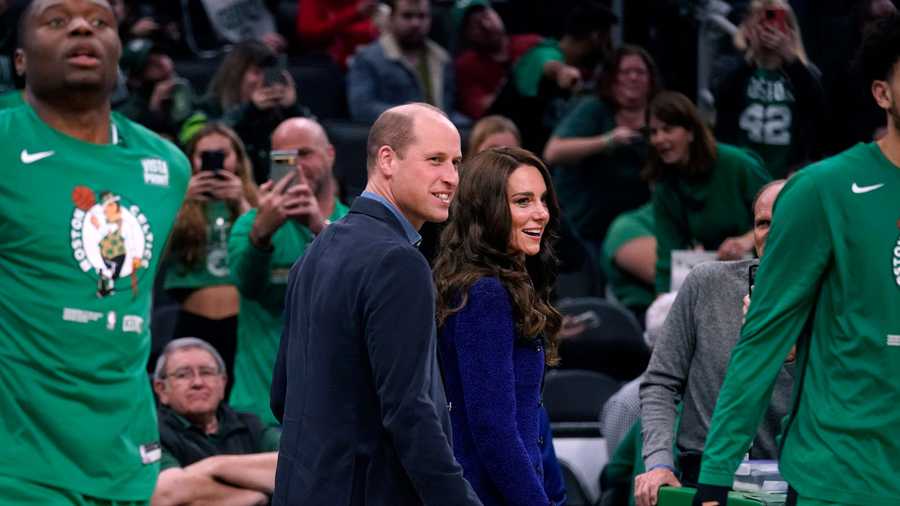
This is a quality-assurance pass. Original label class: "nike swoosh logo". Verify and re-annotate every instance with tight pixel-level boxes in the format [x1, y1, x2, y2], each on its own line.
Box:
[851, 182, 885, 194]
[20, 149, 55, 164]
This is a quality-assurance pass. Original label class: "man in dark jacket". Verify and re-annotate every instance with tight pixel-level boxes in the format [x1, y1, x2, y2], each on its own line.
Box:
[270, 103, 482, 506]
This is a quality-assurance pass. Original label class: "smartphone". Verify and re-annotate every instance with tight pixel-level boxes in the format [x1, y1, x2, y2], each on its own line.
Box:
[763, 7, 788, 33]
[262, 56, 288, 87]
[748, 264, 759, 296]
[201, 150, 225, 174]
[270, 149, 297, 188]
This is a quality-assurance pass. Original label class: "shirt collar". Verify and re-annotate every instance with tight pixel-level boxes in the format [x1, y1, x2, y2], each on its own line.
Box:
[360, 191, 422, 247]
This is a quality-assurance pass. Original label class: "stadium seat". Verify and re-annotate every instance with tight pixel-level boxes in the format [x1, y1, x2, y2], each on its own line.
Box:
[545, 369, 619, 504]
[556, 297, 650, 381]
[543, 368, 621, 437]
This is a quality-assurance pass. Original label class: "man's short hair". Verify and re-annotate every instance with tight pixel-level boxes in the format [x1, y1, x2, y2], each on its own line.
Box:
[153, 337, 227, 380]
[752, 179, 787, 215]
[856, 13, 900, 84]
[366, 103, 447, 172]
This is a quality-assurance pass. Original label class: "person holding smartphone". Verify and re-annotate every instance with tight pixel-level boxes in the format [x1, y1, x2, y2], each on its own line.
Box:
[179, 40, 312, 184]
[714, 0, 827, 179]
[165, 123, 258, 388]
[227, 117, 349, 427]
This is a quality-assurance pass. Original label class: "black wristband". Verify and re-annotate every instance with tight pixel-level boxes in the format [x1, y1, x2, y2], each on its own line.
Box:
[691, 483, 731, 506]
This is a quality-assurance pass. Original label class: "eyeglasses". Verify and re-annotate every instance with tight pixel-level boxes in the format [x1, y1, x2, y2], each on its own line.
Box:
[164, 366, 222, 383]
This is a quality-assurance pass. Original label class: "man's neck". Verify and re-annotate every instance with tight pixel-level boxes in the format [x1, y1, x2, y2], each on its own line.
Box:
[876, 124, 900, 168]
[362, 181, 424, 230]
[26, 89, 112, 145]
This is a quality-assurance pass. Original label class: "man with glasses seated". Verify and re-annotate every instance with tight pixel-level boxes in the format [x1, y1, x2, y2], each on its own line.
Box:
[151, 338, 280, 506]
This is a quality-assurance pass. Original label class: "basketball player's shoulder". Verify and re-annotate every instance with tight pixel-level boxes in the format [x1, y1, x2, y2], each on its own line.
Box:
[115, 112, 191, 182]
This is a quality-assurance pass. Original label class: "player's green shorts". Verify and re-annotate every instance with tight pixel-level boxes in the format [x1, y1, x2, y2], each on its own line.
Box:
[0, 475, 149, 506]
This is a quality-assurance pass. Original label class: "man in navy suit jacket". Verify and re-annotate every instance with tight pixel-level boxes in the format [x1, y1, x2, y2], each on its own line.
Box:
[270, 103, 483, 505]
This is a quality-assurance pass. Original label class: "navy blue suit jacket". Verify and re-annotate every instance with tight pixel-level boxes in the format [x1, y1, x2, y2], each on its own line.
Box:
[270, 196, 481, 506]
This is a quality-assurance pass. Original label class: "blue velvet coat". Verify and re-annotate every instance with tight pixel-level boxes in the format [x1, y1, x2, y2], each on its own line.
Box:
[438, 277, 550, 506]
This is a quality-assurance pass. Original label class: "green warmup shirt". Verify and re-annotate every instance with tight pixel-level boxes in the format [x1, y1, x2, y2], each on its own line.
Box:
[228, 202, 349, 426]
[0, 104, 189, 499]
[698, 142, 900, 505]
[653, 143, 770, 293]
[552, 96, 650, 246]
[164, 200, 234, 290]
[734, 68, 796, 178]
[601, 203, 655, 311]
[0, 89, 24, 110]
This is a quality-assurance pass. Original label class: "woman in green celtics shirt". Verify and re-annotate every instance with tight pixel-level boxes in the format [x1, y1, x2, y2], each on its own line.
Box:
[544, 45, 660, 258]
[645, 91, 771, 293]
[165, 123, 258, 381]
[714, 0, 826, 178]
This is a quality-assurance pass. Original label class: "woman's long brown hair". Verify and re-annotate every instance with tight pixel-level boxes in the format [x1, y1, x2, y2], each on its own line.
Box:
[433, 147, 562, 365]
[169, 123, 259, 269]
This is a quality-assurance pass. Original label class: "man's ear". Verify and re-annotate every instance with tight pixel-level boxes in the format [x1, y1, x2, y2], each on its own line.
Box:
[376, 145, 396, 178]
[153, 380, 169, 404]
[14, 48, 25, 77]
[872, 80, 892, 111]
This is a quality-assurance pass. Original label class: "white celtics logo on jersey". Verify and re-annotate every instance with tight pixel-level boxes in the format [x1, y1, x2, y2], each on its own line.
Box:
[893, 232, 900, 288]
[70, 186, 154, 298]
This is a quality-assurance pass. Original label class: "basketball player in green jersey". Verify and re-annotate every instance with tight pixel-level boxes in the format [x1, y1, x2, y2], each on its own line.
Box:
[0, 0, 189, 504]
[693, 13, 900, 506]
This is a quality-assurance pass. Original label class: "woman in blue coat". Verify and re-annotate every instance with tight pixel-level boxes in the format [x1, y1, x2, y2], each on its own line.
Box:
[434, 147, 563, 506]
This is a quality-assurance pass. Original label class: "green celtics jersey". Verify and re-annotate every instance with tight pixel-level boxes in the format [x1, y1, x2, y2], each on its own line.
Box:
[164, 200, 234, 290]
[736, 68, 795, 178]
[699, 142, 900, 505]
[228, 202, 349, 426]
[0, 89, 24, 110]
[0, 104, 189, 499]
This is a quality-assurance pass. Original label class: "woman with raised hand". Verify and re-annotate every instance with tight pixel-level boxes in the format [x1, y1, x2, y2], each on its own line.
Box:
[434, 147, 563, 506]
[165, 123, 258, 385]
[714, 0, 826, 178]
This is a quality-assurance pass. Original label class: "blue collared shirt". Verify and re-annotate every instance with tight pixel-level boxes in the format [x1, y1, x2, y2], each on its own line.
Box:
[360, 191, 422, 247]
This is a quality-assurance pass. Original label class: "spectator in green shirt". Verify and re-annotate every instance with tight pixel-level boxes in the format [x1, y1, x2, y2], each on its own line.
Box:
[228, 117, 350, 426]
[645, 91, 771, 293]
[152, 337, 279, 506]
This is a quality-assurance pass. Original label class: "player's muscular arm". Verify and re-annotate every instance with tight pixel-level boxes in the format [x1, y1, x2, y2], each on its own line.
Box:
[152, 468, 268, 506]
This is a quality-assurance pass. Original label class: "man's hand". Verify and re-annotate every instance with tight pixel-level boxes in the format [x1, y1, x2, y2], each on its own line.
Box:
[283, 170, 326, 234]
[634, 467, 681, 506]
[250, 175, 297, 248]
[148, 79, 180, 113]
[555, 64, 582, 90]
